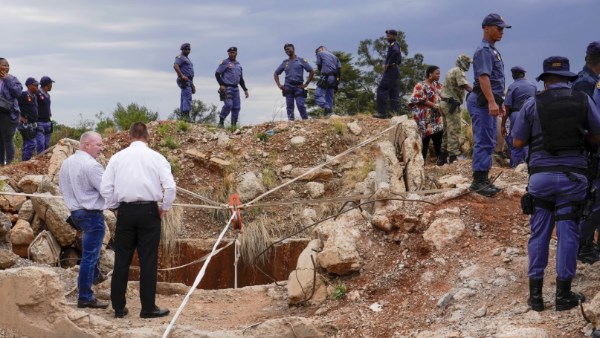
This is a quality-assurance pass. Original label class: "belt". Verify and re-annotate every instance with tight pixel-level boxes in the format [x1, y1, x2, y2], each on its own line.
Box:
[120, 201, 157, 205]
[286, 81, 303, 86]
[223, 83, 238, 87]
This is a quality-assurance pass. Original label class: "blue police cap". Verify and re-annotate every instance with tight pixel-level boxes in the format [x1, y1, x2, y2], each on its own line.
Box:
[180, 43, 190, 50]
[25, 77, 39, 86]
[586, 41, 600, 56]
[510, 66, 526, 73]
[40, 76, 54, 86]
[482, 13, 511, 28]
[535, 56, 577, 82]
[385, 29, 398, 36]
[227, 46, 237, 52]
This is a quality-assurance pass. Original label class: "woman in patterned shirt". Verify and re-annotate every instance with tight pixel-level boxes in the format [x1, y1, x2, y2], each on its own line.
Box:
[409, 65, 444, 161]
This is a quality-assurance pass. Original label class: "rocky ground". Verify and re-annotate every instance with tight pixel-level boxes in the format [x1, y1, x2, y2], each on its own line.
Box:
[0, 115, 599, 338]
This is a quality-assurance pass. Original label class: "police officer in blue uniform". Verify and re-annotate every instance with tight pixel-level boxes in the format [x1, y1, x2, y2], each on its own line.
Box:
[373, 29, 402, 119]
[173, 43, 195, 122]
[0, 58, 23, 165]
[575, 42, 600, 264]
[36, 76, 54, 151]
[512, 56, 600, 312]
[573, 41, 600, 97]
[468, 14, 511, 197]
[216, 47, 249, 128]
[314, 46, 341, 117]
[502, 66, 537, 167]
[274, 43, 314, 121]
[17, 77, 41, 161]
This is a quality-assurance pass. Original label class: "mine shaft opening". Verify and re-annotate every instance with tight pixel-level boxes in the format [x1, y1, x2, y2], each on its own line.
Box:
[129, 238, 309, 289]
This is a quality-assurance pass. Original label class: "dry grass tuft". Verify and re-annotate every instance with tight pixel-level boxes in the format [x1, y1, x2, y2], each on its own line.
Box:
[161, 206, 183, 256]
[237, 214, 275, 266]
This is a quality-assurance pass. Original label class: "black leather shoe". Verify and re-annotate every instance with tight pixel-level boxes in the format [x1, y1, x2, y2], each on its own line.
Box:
[140, 306, 170, 318]
[115, 307, 129, 318]
[77, 299, 109, 309]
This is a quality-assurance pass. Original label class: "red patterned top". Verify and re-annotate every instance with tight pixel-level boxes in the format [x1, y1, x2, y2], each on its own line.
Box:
[409, 81, 443, 137]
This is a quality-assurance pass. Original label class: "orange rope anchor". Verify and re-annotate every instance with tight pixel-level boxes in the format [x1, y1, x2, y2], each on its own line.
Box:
[228, 193, 243, 233]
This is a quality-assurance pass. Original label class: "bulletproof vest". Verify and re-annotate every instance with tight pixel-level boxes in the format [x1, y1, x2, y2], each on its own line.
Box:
[533, 88, 588, 155]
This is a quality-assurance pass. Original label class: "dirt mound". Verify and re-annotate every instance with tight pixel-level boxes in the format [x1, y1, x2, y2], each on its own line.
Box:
[0, 117, 594, 337]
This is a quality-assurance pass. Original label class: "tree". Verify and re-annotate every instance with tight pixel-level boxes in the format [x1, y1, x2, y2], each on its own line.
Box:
[170, 99, 218, 124]
[112, 103, 158, 130]
[95, 111, 116, 135]
[356, 30, 428, 114]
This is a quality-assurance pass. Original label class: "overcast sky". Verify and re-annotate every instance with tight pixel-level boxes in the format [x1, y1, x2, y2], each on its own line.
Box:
[3, 0, 597, 126]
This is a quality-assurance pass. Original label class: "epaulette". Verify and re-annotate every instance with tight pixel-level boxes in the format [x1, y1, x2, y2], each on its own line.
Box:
[597, 81, 600, 90]
[303, 58, 308, 63]
[176, 55, 181, 58]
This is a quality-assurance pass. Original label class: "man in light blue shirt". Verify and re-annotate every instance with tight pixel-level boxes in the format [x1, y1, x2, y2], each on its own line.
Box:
[314, 46, 341, 117]
[59, 131, 108, 309]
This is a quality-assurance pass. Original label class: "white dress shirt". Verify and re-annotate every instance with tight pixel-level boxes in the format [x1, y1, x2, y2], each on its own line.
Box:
[100, 141, 176, 210]
[59, 150, 105, 211]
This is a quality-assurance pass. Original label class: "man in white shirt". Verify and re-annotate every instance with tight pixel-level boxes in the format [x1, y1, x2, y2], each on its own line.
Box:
[59, 131, 108, 309]
[101, 122, 176, 319]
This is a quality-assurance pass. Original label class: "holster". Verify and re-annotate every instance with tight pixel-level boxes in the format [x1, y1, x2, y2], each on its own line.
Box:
[218, 89, 226, 101]
[473, 86, 504, 108]
[19, 123, 37, 140]
[177, 77, 188, 89]
[520, 192, 535, 215]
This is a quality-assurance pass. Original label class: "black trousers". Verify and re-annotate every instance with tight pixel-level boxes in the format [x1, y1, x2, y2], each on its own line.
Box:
[422, 131, 443, 160]
[111, 202, 161, 312]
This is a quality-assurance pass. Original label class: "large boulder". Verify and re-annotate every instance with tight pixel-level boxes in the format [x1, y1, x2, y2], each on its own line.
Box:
[47, 138, 79, 183]
[17, 175, 47, 194]
[28, 230, 61, 265]
[18, 199, 34, 223]
[0, 267, 98, 337]
[314, 209, 363, 275]
[11, 219, 34, 258]
[243, 316, 338, 338]
[305, 182, 325, 199]
[31, 194, 75, 247]
[390, 116, 424, 192]
[0, 249, 18, 269]
[583, 291, 600, 329]
[287, 239, 327, 305]
[236, 172, 266, 202]
[0, 212, 12, 251]
[0, 183, 26, 213]
[423, 217, 466, 250]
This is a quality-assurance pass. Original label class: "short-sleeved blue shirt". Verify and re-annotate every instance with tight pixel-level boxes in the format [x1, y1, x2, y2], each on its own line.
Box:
[216, 58, 244, 86]
[275, 56, 313, 85]
[505, 78, 537, 111]
[594, 81, 600, 108]
[472, 39, 505, 96]
[174, 54, 194, 79]
[316, 50, 341, 75]
[573, 66, 600, 97]
[511, 82, 600, 169]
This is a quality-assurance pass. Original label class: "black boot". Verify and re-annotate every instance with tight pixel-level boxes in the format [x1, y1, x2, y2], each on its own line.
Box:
[323, 108, 332, 117]
[217, 118, 225, 129]
[373, 112, 390, 119]
[469, 171, 500, 197]
[436, 152, 448, 166]
[181, 111, 191, 122]
[231, 118, 238, 129]
[483, 171, 502, 194]
[528, 278, 544, 311]
[555, 278, 585, 311]
[577, 238, 600, 264]
[448, 154, 457, 163]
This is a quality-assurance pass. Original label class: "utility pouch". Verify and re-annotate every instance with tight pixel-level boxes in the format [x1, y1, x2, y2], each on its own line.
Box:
[65, 216, 82, 231]
[521, 192, 535, 215]
[19, 123, 37, 140]
[477, 92, 505, 108]
[218, 89, 226, 101]
[317, 77, 328, 89]
[301, 89, 308, 98]
[0, 97, 12, 114]
[177, 78, 188, 89]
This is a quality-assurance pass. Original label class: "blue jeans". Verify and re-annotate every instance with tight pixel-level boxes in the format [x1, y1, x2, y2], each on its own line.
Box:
[528, 172, 587, 280]
[467, 93, 496, 172]
[71, 209, 105, 302]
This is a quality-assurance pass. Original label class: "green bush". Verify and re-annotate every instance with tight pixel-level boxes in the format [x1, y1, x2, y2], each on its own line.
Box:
[112, 103, 158, 130]
[332, 281, 347, 300]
